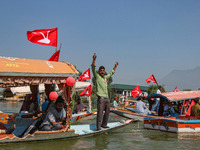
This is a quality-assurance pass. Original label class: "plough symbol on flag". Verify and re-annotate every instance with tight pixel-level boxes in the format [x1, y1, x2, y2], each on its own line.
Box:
[132, 90, 140, 94]
[78, 68, 91, 81]
[34, 31, 51, 44]
[82, 72, 89, 79]
[131, 85, 142, 98]
[79, 85, 92, 96]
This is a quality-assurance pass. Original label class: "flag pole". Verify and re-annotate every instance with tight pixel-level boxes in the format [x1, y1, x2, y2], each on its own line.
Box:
[59, 43, 62, 50]
[88, 79, 92, 112]
[156, 82, 159, 87]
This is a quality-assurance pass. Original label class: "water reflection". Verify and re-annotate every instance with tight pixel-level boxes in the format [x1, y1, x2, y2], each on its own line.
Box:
[0, 101, 22, 113]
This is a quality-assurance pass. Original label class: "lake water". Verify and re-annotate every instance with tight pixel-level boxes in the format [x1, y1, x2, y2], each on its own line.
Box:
[0, 101, 200, 150]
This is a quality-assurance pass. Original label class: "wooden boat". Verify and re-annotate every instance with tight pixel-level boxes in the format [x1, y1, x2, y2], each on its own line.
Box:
[144, 116, 200, 133]
[71, 112, 94, 123]
[111, 101, 157, 121]
[0, 119, 133, 143]
[144, 90, 200, 133]
[0, 56, 132, 143]
[111, 108, 145, 121]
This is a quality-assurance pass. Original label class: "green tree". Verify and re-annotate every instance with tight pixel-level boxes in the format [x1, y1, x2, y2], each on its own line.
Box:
[147, 85, 165, 95]
[183, 89, 192, 91]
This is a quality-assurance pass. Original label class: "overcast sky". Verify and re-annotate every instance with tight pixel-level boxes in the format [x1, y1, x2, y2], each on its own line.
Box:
[1, 0, 200, 88]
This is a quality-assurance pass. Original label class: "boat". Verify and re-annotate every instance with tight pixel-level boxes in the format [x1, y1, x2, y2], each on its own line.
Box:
[0, 56, 132, 143]
[144, 90, 200, 133]
[0, 119, 132, 143]
[111, 99, 158, 121]
[144, 116, 200, 133]
[71, 111, 94, 123]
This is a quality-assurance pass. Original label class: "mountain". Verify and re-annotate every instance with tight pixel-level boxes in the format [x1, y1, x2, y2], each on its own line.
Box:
[159, 66, 200, 92]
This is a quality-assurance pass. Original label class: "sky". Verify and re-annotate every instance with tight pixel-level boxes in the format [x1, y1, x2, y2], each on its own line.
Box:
[1, 0, 200, 89]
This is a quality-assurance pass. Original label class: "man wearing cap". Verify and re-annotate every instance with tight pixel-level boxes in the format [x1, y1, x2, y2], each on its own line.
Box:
[113, 97, 119, 109]
[91, 53, 118, 130]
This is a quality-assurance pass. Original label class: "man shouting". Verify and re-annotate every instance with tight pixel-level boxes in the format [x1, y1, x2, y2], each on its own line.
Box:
[91, 53, 118, 130]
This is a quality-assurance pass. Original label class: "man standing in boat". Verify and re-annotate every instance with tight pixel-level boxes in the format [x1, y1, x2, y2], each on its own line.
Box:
[91, 53, 118, 130]
[151, 86, 162, 113]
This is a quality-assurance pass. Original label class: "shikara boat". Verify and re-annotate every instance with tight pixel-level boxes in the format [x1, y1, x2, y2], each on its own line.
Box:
[71, 112, 94, 123]
[0, 56, 132, 143]
[144, 116, 200, 133]
[144, 90, 200, 133]
[111, 99, 157, 121]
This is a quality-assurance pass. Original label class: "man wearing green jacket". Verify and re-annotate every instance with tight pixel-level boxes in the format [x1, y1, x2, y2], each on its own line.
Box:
[91, 53, 118, 130]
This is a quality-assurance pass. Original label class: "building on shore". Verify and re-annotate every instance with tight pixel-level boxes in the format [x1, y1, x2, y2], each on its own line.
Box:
[108, 83, 148, 101]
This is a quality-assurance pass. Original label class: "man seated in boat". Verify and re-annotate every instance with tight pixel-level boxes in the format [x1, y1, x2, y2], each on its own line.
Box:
[190, 97, 200, 116]
[163, 101, 175, 117]
[39, 96, 66, 131]
[135, 96, 150, 115]
[113, 97, 119, 109]
[20, 94, 43, 118]
[73, 96, 87, 114]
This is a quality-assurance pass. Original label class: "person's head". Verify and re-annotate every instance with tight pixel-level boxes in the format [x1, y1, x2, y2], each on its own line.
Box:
[158, 86, 162, 90]
[194, 97, 200, 104]
[114, 97, 118, 101]
[55, 96, 65, 112]
[98, 66, 106, 77]
[137, 96, 143, 101]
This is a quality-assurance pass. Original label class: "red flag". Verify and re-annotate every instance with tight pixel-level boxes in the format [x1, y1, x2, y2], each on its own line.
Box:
[186, 100, 195, 116]
[78, 68, 91, 81]
[173, 86, 180, 92]
[146, 74, 157, 84]
[48, 50, 60, 62]
[27, 28, 57, 47]
[131, 85, 142, 98]
[184, 100, 189, 107]
[79, 84, 92, 96]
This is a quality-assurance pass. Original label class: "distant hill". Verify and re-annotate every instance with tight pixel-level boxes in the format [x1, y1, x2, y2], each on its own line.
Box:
[160, 66, 200, 92]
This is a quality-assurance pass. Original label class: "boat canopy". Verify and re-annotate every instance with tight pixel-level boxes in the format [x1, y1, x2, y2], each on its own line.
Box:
[146, 90, 200, 102]
[0, 56, 78, 87]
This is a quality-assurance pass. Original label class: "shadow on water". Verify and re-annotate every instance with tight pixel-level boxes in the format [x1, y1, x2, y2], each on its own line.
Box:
[0, 102, 200, 150]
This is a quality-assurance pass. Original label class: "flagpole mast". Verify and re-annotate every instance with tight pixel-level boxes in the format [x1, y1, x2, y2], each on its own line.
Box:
[59, 43, 62, 50]
[88, 79, 92, 112]
[156, 82, 159, 87]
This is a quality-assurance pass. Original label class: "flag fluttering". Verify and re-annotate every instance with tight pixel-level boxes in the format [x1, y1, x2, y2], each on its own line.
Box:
[173, 86, 180, 92]
[27, 28, 57, 47]
[78, 68, 91, 81]
[48, 50, 60, 62]
[146, 74, 157, 84]
[186, 100, 195, 116]
[131, 85, 142, 98]
[79, 84, 92, 96]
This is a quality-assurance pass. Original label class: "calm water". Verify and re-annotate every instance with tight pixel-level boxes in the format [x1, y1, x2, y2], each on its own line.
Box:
[0, 101, 200, 150]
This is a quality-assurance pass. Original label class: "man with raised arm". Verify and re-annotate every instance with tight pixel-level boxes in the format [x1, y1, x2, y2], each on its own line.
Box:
[91, 53, 118, 130]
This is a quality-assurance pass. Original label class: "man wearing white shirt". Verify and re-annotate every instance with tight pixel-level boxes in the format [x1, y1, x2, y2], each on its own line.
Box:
[151, 86, 162, 112]
[136, 96, 150, 115]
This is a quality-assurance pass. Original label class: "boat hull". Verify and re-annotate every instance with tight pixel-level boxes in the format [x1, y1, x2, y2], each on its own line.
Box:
[111, 108, 156, 121]
[0, 120, 133, 144]
[144, 116, 200, 133]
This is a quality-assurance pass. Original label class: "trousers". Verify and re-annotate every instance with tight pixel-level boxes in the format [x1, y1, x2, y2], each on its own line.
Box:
[96, 96, 110, 130]
[40, 123, 62, 131]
